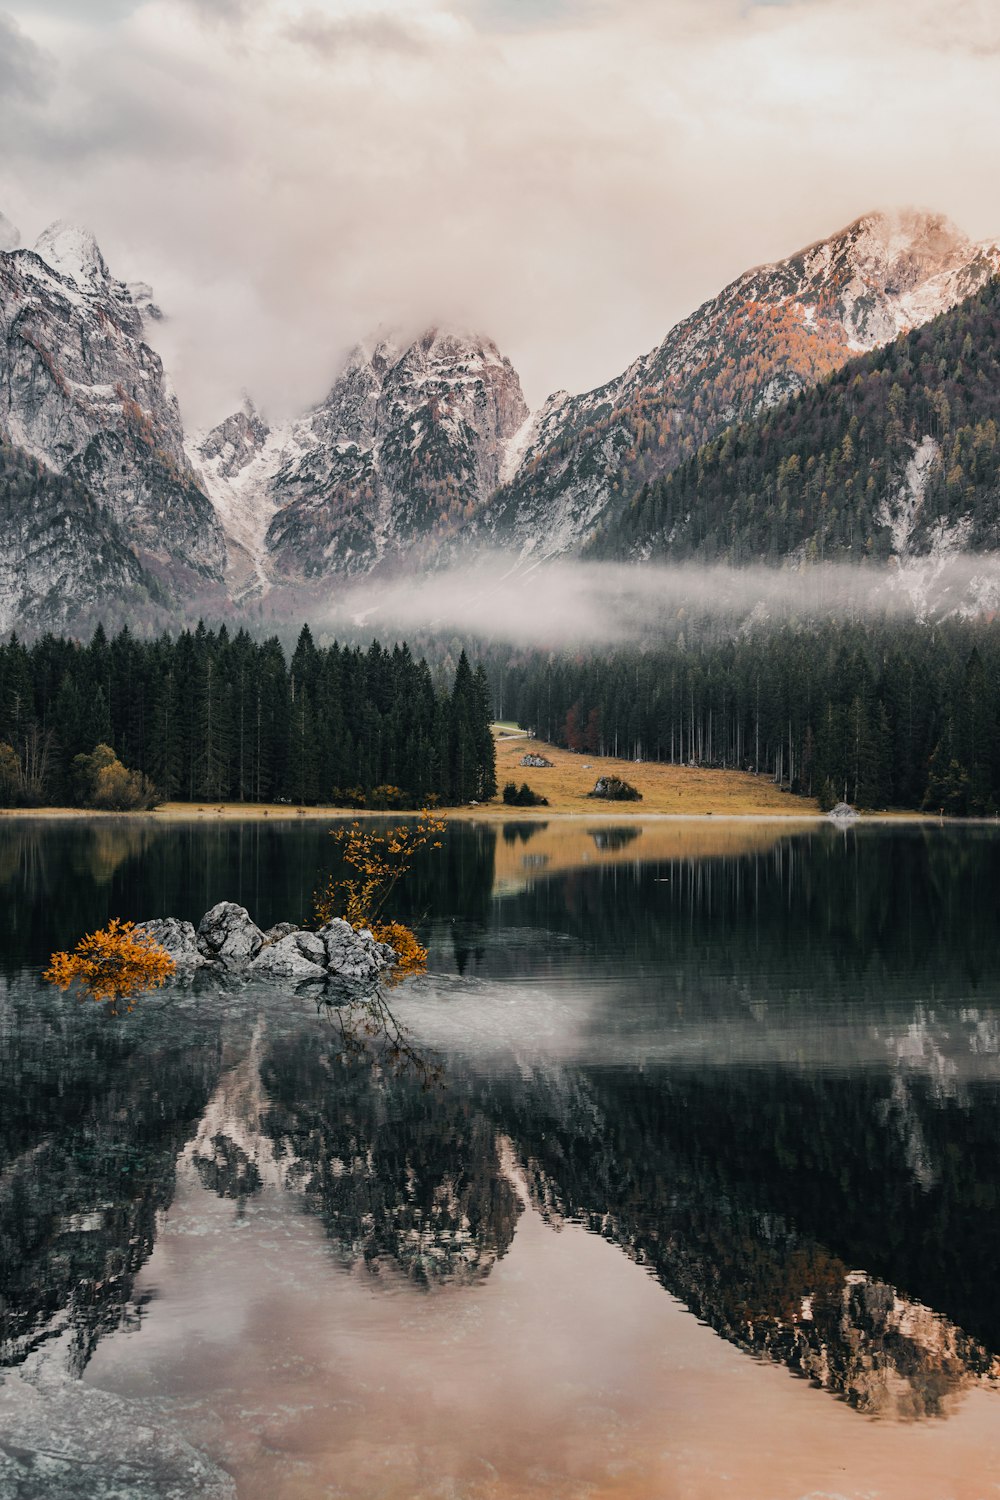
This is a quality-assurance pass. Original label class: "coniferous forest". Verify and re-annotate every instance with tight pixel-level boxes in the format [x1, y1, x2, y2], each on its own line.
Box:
[499, 616, 1000, 814]
[592, 275, 1000, 564]
[0, 625, 496, 810]
[6, 613, 1000, 814]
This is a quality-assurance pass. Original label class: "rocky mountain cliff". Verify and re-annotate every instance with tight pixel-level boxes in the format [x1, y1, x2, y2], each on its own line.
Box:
[0, 220, 226, 594]
[590, 267, 1000, 572]
[0, 438, 155, 635]
[3, 205, 1000, 631]
[194, 330, 529, 593]
[468, 209, 1000, 557]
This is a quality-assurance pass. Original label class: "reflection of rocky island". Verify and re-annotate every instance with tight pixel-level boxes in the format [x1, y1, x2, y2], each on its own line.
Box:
[259, 1034, 522, 1286]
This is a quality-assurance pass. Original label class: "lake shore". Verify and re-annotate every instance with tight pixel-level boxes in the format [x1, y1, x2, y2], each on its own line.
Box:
[0, 729, 984, 822]
[0, 804, 968, 824]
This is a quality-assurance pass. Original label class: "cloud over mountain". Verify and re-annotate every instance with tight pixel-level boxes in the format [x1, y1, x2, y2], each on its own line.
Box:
[1, 0, 998, 433]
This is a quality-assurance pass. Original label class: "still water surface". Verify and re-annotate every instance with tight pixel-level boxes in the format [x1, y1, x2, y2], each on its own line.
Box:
[2, 816, 1000, 1498]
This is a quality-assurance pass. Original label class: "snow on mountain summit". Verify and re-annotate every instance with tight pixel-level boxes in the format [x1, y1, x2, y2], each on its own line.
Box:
[471, 206, 1000, 561]
[271, 322, 527, 574]
[198, 211, 1000, 589]
[0, 215, 227, 585]
[773, 207, 999, 349]
[203, 326, 530, 588]
[33, 220, 111, 291]
[8, 198, 1000, 623]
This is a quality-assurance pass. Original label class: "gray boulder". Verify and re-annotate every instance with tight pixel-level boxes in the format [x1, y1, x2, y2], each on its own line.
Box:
[135, 917, 205, 969]
[588, 774, 642, 801]
[520, 753, 553, 768]
[197, 902, 265, 964]
[318, 918, 396, 980]
[133, 907, 400, 987]
[262, 921, 300, 943]
[829, 801, 859, 823]
[251, 931, 327, 981]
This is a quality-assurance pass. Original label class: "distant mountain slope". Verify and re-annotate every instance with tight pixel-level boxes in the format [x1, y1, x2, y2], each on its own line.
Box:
[0, 438, 161, 634]
[0, 221, 226, 585]
[5, 203, 1000, 637]
[195, 330, 529, 592]
[468, 210, 1000, 558]
[590, 272, 1000, 565]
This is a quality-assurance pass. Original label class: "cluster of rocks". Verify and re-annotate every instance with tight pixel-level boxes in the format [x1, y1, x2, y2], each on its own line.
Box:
[828, 802, 859, 823]
[587, 775, 642, 802]
[138, 903, 396, 985]
[519, 753, 553, 768]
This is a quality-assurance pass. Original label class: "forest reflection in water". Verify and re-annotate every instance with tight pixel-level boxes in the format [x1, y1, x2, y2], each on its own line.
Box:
[3, 817, 1000, 1496]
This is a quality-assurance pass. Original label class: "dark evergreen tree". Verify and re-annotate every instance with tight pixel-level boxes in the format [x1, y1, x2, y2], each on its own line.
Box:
[0, 625, 497, 809]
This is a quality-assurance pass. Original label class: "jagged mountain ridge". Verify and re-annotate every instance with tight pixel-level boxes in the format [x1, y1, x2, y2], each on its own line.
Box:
[467, 209, 1000, 558]
[3, 206, 1000, 631]
[193, 329, 529, 593]
[588, 270, 1000, 574]
[197, 207, 1000, 586]
[0, 220, 226, 591]
[0, 437, 157, 635]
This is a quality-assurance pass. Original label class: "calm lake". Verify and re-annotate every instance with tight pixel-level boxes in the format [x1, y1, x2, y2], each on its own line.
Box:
[2, 815, 1000, 1499]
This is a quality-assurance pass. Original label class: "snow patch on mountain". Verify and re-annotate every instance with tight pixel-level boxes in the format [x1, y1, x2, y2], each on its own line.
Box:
[877, 435, 940, 556]
[0, 221, 227, 582]
[496, 413, 533, 486]
[33, 220, 111, 293]
[203, 328, 529, 584]
[190, 400, 305, 595]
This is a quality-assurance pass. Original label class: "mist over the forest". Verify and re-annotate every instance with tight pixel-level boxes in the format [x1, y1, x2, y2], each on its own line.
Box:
[305, 553, 1000, 649]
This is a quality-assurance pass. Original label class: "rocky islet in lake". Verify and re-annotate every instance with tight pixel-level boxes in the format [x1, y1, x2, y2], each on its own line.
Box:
[139, 902, 397, 986]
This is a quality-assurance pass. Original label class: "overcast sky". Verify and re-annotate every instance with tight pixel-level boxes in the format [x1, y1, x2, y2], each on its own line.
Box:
[2, 0, 999, 429]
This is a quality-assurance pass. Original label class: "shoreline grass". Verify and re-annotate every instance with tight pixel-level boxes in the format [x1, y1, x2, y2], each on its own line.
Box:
[0, 729, 984, 823]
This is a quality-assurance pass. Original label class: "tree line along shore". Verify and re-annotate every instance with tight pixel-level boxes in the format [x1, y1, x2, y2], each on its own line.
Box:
[495, 616, 1000, 816]
[0, 625, 496, 811]
[3, 615, 1000, 816]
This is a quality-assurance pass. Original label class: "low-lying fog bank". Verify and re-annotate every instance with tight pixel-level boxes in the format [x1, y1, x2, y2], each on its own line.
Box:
[286, 552, 1000, 649]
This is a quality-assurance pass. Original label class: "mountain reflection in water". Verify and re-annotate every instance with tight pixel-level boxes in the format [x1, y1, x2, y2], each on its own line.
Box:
[2, 818, 1000, 1495]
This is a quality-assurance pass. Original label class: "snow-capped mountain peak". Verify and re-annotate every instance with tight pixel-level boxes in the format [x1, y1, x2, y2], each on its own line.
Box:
[33, 220, 111, 293]
[768, 207, 995, 349]
[471, 206, 1000, 560]
[6, 200, 1000, 626]
[0, 216, 227, 595]
[205, 324, 530, 586]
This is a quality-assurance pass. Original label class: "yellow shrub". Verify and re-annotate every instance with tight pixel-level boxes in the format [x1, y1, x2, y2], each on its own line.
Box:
[313, 812, 445, 977]
[44, 918, 175, 1009]
[370, 920, 428, 974]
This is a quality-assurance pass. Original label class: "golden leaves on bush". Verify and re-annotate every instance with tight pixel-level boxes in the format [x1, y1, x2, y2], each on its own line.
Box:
[370, 920, 428, 975]
[44, 917, 176, 1010]
[313, 812, 445, 976]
